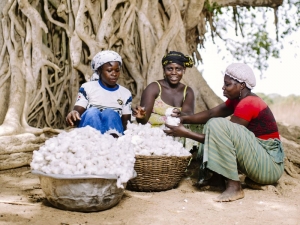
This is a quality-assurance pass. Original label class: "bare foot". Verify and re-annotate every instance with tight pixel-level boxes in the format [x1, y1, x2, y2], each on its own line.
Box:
[214, 180, 244, 202]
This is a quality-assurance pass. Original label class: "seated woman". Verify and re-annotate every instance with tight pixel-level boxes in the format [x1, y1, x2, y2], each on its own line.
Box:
[164, 63, 284, 202]
[66, 50, 132, 137]
[132, 51, 200, 150]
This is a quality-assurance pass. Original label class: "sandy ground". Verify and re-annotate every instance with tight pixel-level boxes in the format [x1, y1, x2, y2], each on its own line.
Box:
[1, 162, 300, 225]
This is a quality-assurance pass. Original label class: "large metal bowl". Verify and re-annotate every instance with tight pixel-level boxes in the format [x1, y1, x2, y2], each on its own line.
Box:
[32, 171, 126, 212]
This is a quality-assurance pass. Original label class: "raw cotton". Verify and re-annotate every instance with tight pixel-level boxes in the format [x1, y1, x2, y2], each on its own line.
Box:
[165, 108, 180, 126]
[30, 126, 136, 188]
[119, 122, 191, 157]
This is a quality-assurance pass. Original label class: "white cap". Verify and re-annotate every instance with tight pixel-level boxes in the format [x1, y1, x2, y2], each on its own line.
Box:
[225, 63, 256, 89]
[91, 50, 122, 72]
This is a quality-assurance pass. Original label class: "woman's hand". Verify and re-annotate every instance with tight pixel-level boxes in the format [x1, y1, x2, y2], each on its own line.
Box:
[132, 106, 146, 119]
[171, 108, 181, 118]
[164, 123, 205, 143]
[163, 123, 189, 138]
[66, 110, 81, 126]
[172, 108, 187, 124]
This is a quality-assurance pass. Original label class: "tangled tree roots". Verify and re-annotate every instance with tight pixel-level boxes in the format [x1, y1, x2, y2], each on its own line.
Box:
[0, 128, 60, 170]
[0, 0, 225, 136]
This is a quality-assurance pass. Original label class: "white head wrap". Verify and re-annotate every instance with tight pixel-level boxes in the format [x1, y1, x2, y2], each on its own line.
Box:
[90, 50, 122, 81]
[225, 63, 256, 89]
[91, 50, 122, 72]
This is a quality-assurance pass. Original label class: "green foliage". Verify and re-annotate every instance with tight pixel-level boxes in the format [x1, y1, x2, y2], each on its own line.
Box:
[201, 0, 300, 73]
[203, 0, 222, 14]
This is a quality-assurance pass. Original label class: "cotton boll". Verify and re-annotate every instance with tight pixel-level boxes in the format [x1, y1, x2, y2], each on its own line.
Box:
[131, 135, 143, 145]
[32, 155, 44, 164]
[84, 167, 94, 175]
[133, 146, 141, 153]
[59, 141, 70, 151]
[58, 161, 67, 169]
[55, 152, 64, 159]
[30, 162, 40, 170]
[40, 166, 51, 174]
[76, 162, 84, 171]
[45, 154, 56, 162]
[63, 151, 73, 161]
[50, 167, 62, 174]
[165, 107, 174, 117]
[61, 168, 72, 175]
[73, 170, 83, 175]
[100, 168, 110, 174]
[140, 150, 150, 156]
[44, 139, 52, 147]
[70, 165, 78, 174]
[166, 116, 180, 126]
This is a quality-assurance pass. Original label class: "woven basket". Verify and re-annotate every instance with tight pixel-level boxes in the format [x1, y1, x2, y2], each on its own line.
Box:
[127, 155, 191, 192]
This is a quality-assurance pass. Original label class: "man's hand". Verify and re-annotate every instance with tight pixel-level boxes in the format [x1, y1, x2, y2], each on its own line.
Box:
[171, 108, 181, 118]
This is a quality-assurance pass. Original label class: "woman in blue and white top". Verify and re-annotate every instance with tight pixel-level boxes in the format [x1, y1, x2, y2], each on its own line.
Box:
[66, 50, 132, 138]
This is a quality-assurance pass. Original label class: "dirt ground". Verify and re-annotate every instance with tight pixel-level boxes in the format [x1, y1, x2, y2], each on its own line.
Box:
[1, 161, 300, 225]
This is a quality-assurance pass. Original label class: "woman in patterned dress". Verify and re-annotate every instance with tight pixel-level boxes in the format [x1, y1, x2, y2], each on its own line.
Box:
[132, 51, 200, 150]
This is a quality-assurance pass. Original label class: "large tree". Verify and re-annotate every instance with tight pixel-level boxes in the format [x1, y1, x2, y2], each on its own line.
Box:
[0, 0, 299, 184]
[1, 0, 287, 135]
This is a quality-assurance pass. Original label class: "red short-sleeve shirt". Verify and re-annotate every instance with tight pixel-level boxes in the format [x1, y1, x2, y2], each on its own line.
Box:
[225, 96, 279, 140]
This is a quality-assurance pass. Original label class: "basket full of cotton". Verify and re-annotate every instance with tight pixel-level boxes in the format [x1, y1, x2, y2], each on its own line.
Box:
[118, 121, 192, 192]
[30, 126, 136, 212]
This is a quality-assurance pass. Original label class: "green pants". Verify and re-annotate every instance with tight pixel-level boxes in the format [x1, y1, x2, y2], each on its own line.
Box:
[198, 118, 284, 184]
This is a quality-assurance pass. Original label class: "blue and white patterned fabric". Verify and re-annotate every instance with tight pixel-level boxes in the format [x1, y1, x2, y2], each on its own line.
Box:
[75, 80, 132, 135]
[78, 108, 124, 136]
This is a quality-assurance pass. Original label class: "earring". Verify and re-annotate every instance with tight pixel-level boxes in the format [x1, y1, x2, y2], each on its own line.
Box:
[239, 89, 242, 99]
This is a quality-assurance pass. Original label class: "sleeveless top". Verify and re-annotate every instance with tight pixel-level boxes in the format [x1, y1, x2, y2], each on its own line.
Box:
[148, 81, 187, 127]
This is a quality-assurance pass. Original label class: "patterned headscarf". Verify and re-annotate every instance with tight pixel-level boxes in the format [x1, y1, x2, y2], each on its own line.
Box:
[161, 51, 194, 68]
[91, 50, 122, 72]
[90, 50, 122, 81]
[225, 63, 256, 89]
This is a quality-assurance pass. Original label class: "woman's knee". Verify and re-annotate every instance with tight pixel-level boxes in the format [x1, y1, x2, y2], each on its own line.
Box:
[102, 108, 120, 119]
[205, 118, 234, 136]
[81, 108, 101, 120]
[206, 117, 227, 127]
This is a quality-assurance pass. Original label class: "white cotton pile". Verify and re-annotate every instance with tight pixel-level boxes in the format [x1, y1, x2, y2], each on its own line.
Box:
[165, 107, 180, 126]
[30, 126, 136, 188]
[119, 122, 191, 157]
